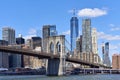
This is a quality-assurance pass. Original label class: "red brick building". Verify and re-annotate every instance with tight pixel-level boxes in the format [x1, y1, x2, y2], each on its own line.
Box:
[112, 54, 120, 69]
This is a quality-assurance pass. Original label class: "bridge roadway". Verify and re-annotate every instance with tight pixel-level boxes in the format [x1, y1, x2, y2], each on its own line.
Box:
[0, 46, 111, 68]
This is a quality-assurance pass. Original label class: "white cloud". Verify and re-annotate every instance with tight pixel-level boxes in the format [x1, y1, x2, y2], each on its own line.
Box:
[109, 24, 120, 31]
[97, 32, 120, 40]
[23, 34, 37, 40]
[110, 27, 120, 31]
[77, 8, 107, 17]
[23, 28, 37, 40]
[109, 44, 119, 50]
[28, 28, 37, 35]
[62, 30, 70, 35]
[109, 24, 115, 27]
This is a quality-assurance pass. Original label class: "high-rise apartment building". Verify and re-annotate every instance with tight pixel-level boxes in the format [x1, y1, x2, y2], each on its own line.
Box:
[92, 28, 98, 54]
[82, 19, 92, 52]
[103, 42, 111, 66]
[2, 27, 15, 45]
[91, 28, 99, 63]
[112, 54, 120, 69]
[0, 40, 9, 68]
[70, 15, 79, 52]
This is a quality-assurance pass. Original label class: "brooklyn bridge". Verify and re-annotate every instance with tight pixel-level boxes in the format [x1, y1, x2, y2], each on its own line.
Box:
[0, 35, 111, 76]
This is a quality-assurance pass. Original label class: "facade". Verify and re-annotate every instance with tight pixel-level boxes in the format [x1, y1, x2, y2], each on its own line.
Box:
[70, 16, 79, 52]
[42, 25, 57, 38]
[31, 37, 42, 49]
[82, 19, 92, 53]
[103, 42, 111, 66]
[16, 35, 25, 44]
[112, 54, 120, 69]
[102, 42, 105, 64]
[91, 28, 98, 54]
[91, 28, 99, 63]
[2, 27, 15, 45]
[16, 35, 25, 67]
[0, 40, 9, 68]
[76, 35, 82, 52]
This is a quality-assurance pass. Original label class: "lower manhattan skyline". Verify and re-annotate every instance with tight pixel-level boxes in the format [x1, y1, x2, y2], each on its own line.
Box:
[0, 0, 120, 62]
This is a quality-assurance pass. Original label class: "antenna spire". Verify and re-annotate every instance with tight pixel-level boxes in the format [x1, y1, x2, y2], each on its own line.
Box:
[73, 9, 76, 16]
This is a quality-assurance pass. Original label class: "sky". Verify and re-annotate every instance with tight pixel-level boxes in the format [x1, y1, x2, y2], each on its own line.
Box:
[0, 0, 120, 61]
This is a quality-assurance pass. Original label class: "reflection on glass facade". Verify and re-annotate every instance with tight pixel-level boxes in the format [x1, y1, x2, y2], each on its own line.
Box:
[70, 17, 79, 52]
[104, 42, 111, 66]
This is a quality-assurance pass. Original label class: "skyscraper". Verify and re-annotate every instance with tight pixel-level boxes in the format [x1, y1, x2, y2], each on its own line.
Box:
[2, 27, 15, 45]
[103, 42, 111, 66]
[70, 14, 79, 52]
[91, 28, 99, 63]
[92, 28, 98, 54]
[42, 25, 57, 38]
[102, 42, 111, 66]
[82, 19, 92, 52]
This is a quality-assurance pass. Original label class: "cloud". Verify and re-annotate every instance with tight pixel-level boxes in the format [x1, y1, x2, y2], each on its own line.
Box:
[28, 28, 37, 35]
[97, 32, 120, 40]
[109, 44, 119, 50]
[23, 34, 37, 40]
[77, 8, 107, 17]
[62, 30, 70, 35]
[110, 27, 120, 31]
[23, 28, 37, 40]
[109, 24, 115, 27]
[109, 24, 120, 31]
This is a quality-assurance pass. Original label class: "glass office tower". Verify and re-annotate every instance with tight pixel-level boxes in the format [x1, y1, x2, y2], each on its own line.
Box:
[70, 17, 79, 52]
[104, 42, 111, 66]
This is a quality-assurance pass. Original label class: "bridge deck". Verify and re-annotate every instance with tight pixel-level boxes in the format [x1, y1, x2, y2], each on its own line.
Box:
[0, 46, 111, 68]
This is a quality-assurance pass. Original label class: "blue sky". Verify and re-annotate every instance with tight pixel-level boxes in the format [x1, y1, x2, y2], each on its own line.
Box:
[0, 0, 120, 61]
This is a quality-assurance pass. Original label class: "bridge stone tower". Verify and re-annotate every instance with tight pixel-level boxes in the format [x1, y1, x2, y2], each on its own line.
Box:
[46, 35, 66, 76]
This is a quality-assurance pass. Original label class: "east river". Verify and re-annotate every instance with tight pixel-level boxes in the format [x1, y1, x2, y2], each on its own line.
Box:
[0, 74, 120, 80]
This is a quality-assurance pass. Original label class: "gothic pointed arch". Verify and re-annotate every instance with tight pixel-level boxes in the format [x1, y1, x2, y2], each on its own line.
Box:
[56, 41, 61, 54]
[50, 42, 54, 54]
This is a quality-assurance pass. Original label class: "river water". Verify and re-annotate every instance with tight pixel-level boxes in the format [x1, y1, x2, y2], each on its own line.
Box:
[0, 74, 119, 80]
